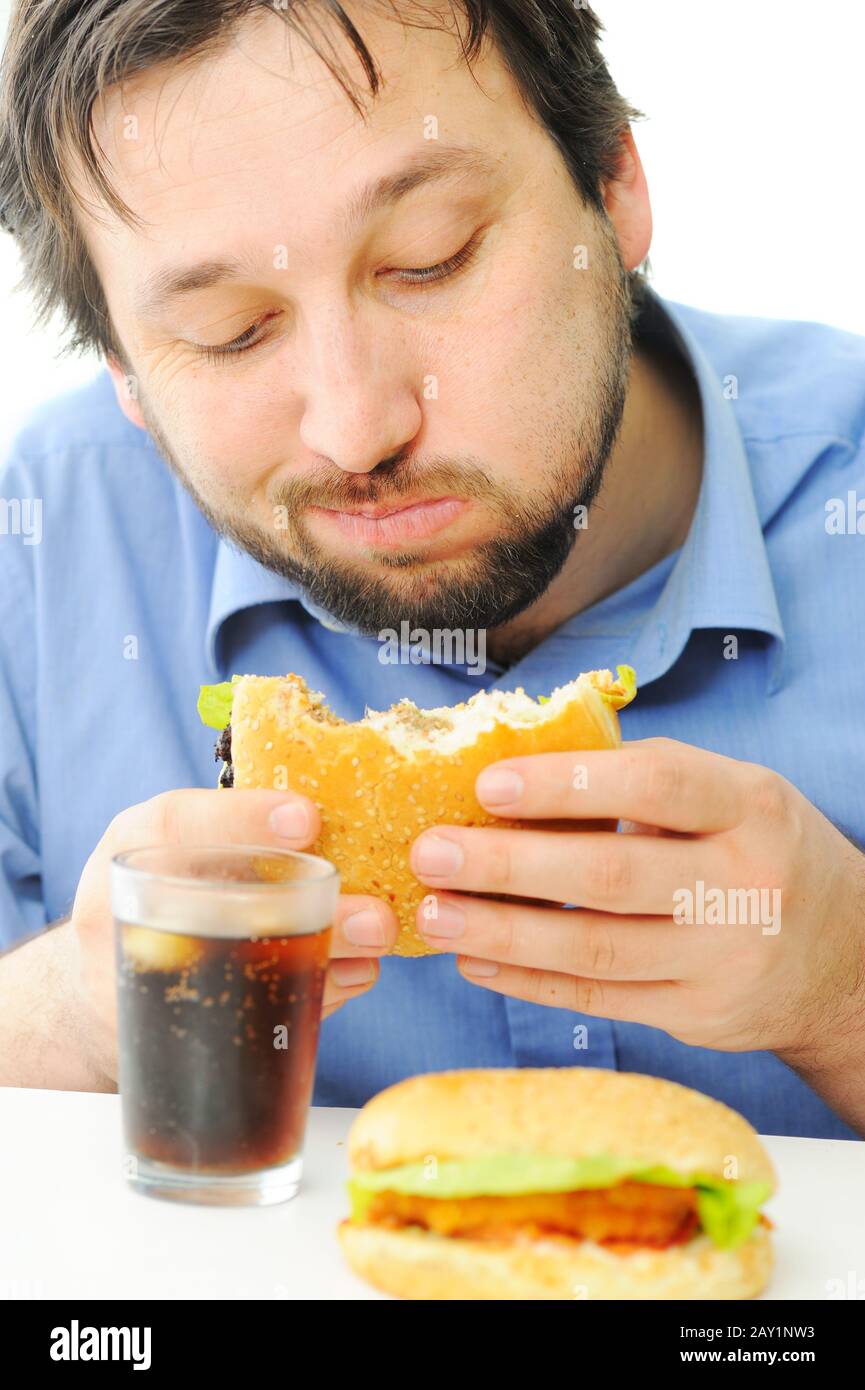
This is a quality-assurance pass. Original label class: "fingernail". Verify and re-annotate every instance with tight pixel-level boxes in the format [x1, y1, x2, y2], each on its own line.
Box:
[421, 901, 465, 940]
[414, 834, 464, 877]
[269, 800, 311, 840]
[343, 910, 387, 947]
[476, 768, 524, 805]
[460, 957, 500, 978]
[330, 958, 376, 987]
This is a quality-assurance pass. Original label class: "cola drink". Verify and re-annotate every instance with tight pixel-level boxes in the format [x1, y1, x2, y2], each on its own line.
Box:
[116, 922, 330, 1170]
[112, 846, 339, 1205]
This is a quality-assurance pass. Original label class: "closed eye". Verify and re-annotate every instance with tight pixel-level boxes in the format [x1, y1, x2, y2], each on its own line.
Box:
[195, 316, 276, 365]
[195, 231, 486, 364]
[388, 230, 485, 286]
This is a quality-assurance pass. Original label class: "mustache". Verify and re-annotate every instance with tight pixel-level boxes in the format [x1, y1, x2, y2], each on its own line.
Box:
[270, 454, 498, 513]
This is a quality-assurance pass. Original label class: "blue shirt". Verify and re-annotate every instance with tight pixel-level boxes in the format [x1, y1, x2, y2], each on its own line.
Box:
[2, 286, 863, 1138]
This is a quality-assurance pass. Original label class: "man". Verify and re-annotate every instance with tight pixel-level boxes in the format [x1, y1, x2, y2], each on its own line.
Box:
[0, 1, 863, 1137]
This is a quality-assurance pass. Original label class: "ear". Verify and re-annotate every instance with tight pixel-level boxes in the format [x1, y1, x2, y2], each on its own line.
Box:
[105, 353, 147, 430]
[601, 127, 653, 272]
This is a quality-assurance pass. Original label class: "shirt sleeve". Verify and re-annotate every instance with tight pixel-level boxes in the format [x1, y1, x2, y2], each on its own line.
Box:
[0, 453, 45, 949]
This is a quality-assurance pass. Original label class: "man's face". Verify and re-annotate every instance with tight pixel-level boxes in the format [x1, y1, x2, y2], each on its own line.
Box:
[81, 5, 636, 635]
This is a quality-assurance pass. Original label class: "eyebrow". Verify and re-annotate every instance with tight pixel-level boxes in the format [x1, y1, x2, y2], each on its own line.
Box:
[133, 144, 499, 319]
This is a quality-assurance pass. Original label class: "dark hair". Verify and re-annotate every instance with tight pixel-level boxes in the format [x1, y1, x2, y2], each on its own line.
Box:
[0, 0, 648, 365]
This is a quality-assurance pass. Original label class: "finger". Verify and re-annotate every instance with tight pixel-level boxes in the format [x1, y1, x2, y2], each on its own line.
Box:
[411, 825, 731, 914]
[418, 892, 696, 980]
[331, 895, 399, 955]
[474, 738, 749, 834]
[322, 957, 379, 1011]
[456, 955, 679, 1026]
[104, 788, 324, 854]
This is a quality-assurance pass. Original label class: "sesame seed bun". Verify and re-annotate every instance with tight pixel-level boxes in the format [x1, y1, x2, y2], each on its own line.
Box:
[347, 1068, 777, 1188]
[337, 1218, 774, 1301]
[224, 667, 636, 956]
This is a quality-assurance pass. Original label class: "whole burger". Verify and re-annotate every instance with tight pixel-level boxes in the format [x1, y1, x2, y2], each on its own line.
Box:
[339, 1067, 776, 1300]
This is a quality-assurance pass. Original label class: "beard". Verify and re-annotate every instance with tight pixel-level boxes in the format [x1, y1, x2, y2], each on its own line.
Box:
[138, 232, 637, 637]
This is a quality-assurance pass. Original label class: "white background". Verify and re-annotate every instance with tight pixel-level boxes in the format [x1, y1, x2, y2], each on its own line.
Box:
[1, 0, 863, 450]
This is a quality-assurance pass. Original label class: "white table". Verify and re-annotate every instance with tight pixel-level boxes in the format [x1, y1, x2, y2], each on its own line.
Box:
[0, 1088, 862, 1300]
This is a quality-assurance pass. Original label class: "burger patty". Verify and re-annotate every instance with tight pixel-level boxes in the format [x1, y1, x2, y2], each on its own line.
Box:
[215, 724, 234, 788]
[366, 1182, 702, 1248]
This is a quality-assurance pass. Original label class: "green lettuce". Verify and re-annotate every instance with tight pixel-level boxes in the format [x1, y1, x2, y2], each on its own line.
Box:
[350, 1152, 640, 1198]
[695, 1181, 773, 1249]
[346, 1152, 772, 1250]
[197, 677, 241, 731]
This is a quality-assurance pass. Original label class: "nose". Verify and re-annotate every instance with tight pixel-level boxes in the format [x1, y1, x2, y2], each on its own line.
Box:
[298, 304, 423, 474]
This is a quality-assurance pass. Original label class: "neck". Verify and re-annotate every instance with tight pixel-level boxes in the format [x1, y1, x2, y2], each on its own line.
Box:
[485, 335, 704, 670]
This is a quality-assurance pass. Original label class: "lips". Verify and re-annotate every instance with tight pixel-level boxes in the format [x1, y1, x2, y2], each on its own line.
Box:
[308, 496, 469, 546]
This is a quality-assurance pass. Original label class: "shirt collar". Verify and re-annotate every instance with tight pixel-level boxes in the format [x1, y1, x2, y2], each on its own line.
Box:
[205, 538, 355, 674]
[205, 285, 786, 694]
[617, 288, 786, 695]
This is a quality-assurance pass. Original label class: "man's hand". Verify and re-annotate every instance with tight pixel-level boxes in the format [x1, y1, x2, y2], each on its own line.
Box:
[71, 788, 398, 1081]
[411, 738, 865, 1070]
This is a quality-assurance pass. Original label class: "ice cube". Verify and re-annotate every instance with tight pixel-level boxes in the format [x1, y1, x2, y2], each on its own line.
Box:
[121, 925, 204, 973]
